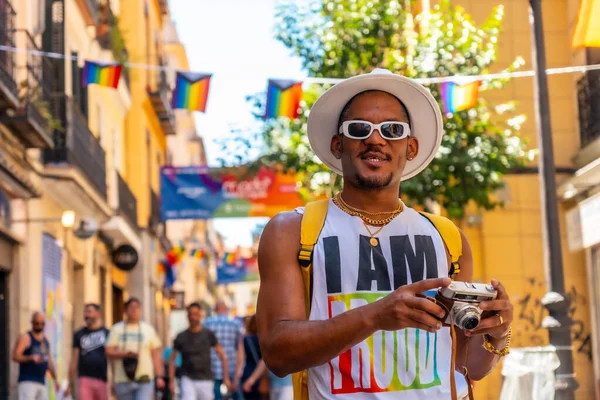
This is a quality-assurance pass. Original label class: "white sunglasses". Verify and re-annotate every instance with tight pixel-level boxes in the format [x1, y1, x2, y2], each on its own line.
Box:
[338, 120, 411, 140]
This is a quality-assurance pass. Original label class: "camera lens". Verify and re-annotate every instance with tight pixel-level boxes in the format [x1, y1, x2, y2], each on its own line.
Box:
[463, 317, 479, 330]
[453, 306, 481, 331]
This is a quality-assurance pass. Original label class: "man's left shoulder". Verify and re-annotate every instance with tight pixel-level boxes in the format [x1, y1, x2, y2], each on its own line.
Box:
[73, 326, 85, 338]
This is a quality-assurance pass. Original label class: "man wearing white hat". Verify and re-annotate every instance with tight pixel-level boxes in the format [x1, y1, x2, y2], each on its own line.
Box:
[256, 69, 514, 399]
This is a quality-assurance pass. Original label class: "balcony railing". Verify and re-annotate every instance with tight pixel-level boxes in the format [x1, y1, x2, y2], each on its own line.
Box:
[147, 61, 176, 136]
[0, 30, 55, 148]
[0, 1, 18, 108]
[43, 94, 107, 200]
[150, 188, 161, 229]
[117, 172, 138, 228]
[577, 69, 600, 148]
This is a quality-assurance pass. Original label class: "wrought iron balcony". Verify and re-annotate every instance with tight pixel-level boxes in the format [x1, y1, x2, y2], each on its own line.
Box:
[577, 69, 600, 148]
[0, 30, 55, 148]
[43, 94, 107, 200]
[117, 171, 138, 228]
[0, 1, 18, 109]
[147, 63, 176, 136]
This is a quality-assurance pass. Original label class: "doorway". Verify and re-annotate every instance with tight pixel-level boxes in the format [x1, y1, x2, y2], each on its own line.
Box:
[0, 270, 8, 399]
[112, 285, 124, 324]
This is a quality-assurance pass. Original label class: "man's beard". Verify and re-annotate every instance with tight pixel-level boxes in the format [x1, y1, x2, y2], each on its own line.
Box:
[85, 317, 95, 326]
[355, 172, 393, 190]
[33, 328, 43, 333]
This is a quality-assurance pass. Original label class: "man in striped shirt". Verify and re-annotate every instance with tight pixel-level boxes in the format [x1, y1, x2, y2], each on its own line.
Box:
[204, 299, 245, 400]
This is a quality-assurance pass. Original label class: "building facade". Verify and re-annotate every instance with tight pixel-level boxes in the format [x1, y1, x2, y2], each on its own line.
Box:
[559, 42, 600, 400]
[454, 0, 595, 398]
[161, 15, 220, 342]
[0, 0, 192, 396]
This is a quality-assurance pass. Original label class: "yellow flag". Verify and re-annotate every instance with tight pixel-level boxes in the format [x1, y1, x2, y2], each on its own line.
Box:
[572, 0, 600, 48]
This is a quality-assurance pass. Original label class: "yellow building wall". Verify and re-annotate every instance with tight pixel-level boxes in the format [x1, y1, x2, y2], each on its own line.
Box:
[454, 1, 594, 398]
[120, 0, 169, 228]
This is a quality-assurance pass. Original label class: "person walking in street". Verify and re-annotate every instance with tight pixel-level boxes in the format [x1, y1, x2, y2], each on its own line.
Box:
[204, 299, 244, 400]
[169, 302, 231, 400]
[240, 315, 267, 400]
[163, 343, 182, 400]
[106, 297, 165, 399]
[66, 303, 110, 399]
[256, 69, 515, 399]
[12, 311, 60, 400]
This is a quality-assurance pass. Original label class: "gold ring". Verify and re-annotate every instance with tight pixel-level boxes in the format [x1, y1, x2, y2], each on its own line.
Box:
[498, 314, 504, 326]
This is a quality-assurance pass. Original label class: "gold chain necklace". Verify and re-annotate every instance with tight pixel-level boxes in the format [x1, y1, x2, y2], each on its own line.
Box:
[332, 192, 404, 246]
[336, 192, 403, 216]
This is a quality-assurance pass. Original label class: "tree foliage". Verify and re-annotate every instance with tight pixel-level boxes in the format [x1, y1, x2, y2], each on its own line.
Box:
[219, 0, 532, 219]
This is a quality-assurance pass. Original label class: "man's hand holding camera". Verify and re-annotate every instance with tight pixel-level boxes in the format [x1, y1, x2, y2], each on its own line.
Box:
[464, 279, 513, 340]
[373, 277, 452, 333]
[374, 277, 512, 340]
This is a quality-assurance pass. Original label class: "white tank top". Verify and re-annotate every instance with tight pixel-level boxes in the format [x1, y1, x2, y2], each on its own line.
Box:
[296, 200, 468, 400]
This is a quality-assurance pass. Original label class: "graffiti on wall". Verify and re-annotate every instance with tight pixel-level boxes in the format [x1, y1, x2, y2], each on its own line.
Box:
[42, 233, 63, 399]
[515, 277, 592, 361]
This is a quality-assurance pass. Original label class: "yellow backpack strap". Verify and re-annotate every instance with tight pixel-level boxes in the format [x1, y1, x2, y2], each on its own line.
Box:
[293, 199, 329, 400]
[297, 199, 329, 317]
[418, 211, 463, 278]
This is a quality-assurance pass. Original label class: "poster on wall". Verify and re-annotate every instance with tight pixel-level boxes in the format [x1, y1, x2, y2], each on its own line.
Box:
[42, 233, 63, 399]
[159, 166, 305, 220]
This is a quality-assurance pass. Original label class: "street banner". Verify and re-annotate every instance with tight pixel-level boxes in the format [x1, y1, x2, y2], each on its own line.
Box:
[160, 166, 304, 220]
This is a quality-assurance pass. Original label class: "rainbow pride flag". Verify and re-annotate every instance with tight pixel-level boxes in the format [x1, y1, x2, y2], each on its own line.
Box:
[81, 61, 122, 88]
[440, 81, 481, 114]
[171, 72, 212, 112]
[265, 79, 303, 119]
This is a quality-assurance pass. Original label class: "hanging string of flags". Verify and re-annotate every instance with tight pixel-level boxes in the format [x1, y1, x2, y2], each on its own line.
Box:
[172, 72, 212, 113]
[265, 79, 304, 119]
[157, 242, 208, 288]
[3, 44, 600, 116]
[81, 61, 122, 89]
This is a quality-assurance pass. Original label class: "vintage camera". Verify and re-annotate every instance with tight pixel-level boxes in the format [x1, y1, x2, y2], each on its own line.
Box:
[434, 282, 497, 331]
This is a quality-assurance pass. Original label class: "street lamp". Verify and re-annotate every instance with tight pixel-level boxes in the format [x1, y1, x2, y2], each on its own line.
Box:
[528, 0, 578, 398]
[60, 211, 76, 228]
[12, 210, 77, 228]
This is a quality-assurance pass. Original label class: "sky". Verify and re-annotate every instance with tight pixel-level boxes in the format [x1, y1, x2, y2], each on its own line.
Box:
[170, 0, 306, 248]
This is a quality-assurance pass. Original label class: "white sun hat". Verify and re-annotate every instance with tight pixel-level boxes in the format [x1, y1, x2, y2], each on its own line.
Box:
[307, 68, 443, 181]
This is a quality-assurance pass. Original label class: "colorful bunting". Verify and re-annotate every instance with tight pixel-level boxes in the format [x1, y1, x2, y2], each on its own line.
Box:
[190, 248, 206, 259]
[165, 262, 176, 288]
[171, 72, 212, 112]
[265, 79, 303, 119]
[440, 81, 481, 114]
[225, 252, 238, 265]
[572, 0, 600, 48]
[81, 61, 122, 88]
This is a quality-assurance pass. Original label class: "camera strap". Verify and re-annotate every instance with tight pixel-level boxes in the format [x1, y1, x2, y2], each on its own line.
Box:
[417, 294, 474, 400]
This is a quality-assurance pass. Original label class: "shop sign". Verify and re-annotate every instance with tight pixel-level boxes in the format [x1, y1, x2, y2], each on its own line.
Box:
[580, 191, 600, 249]
[112, 244, 139, 271]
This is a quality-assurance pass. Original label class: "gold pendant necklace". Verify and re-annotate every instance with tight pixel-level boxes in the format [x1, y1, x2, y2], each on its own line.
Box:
[332, 192, 404, 227]
[363, 222, 385, 246]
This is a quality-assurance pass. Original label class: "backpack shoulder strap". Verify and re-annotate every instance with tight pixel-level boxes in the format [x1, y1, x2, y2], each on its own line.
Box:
[418, 211, 463, 278]
[297, 199, 329, 317]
